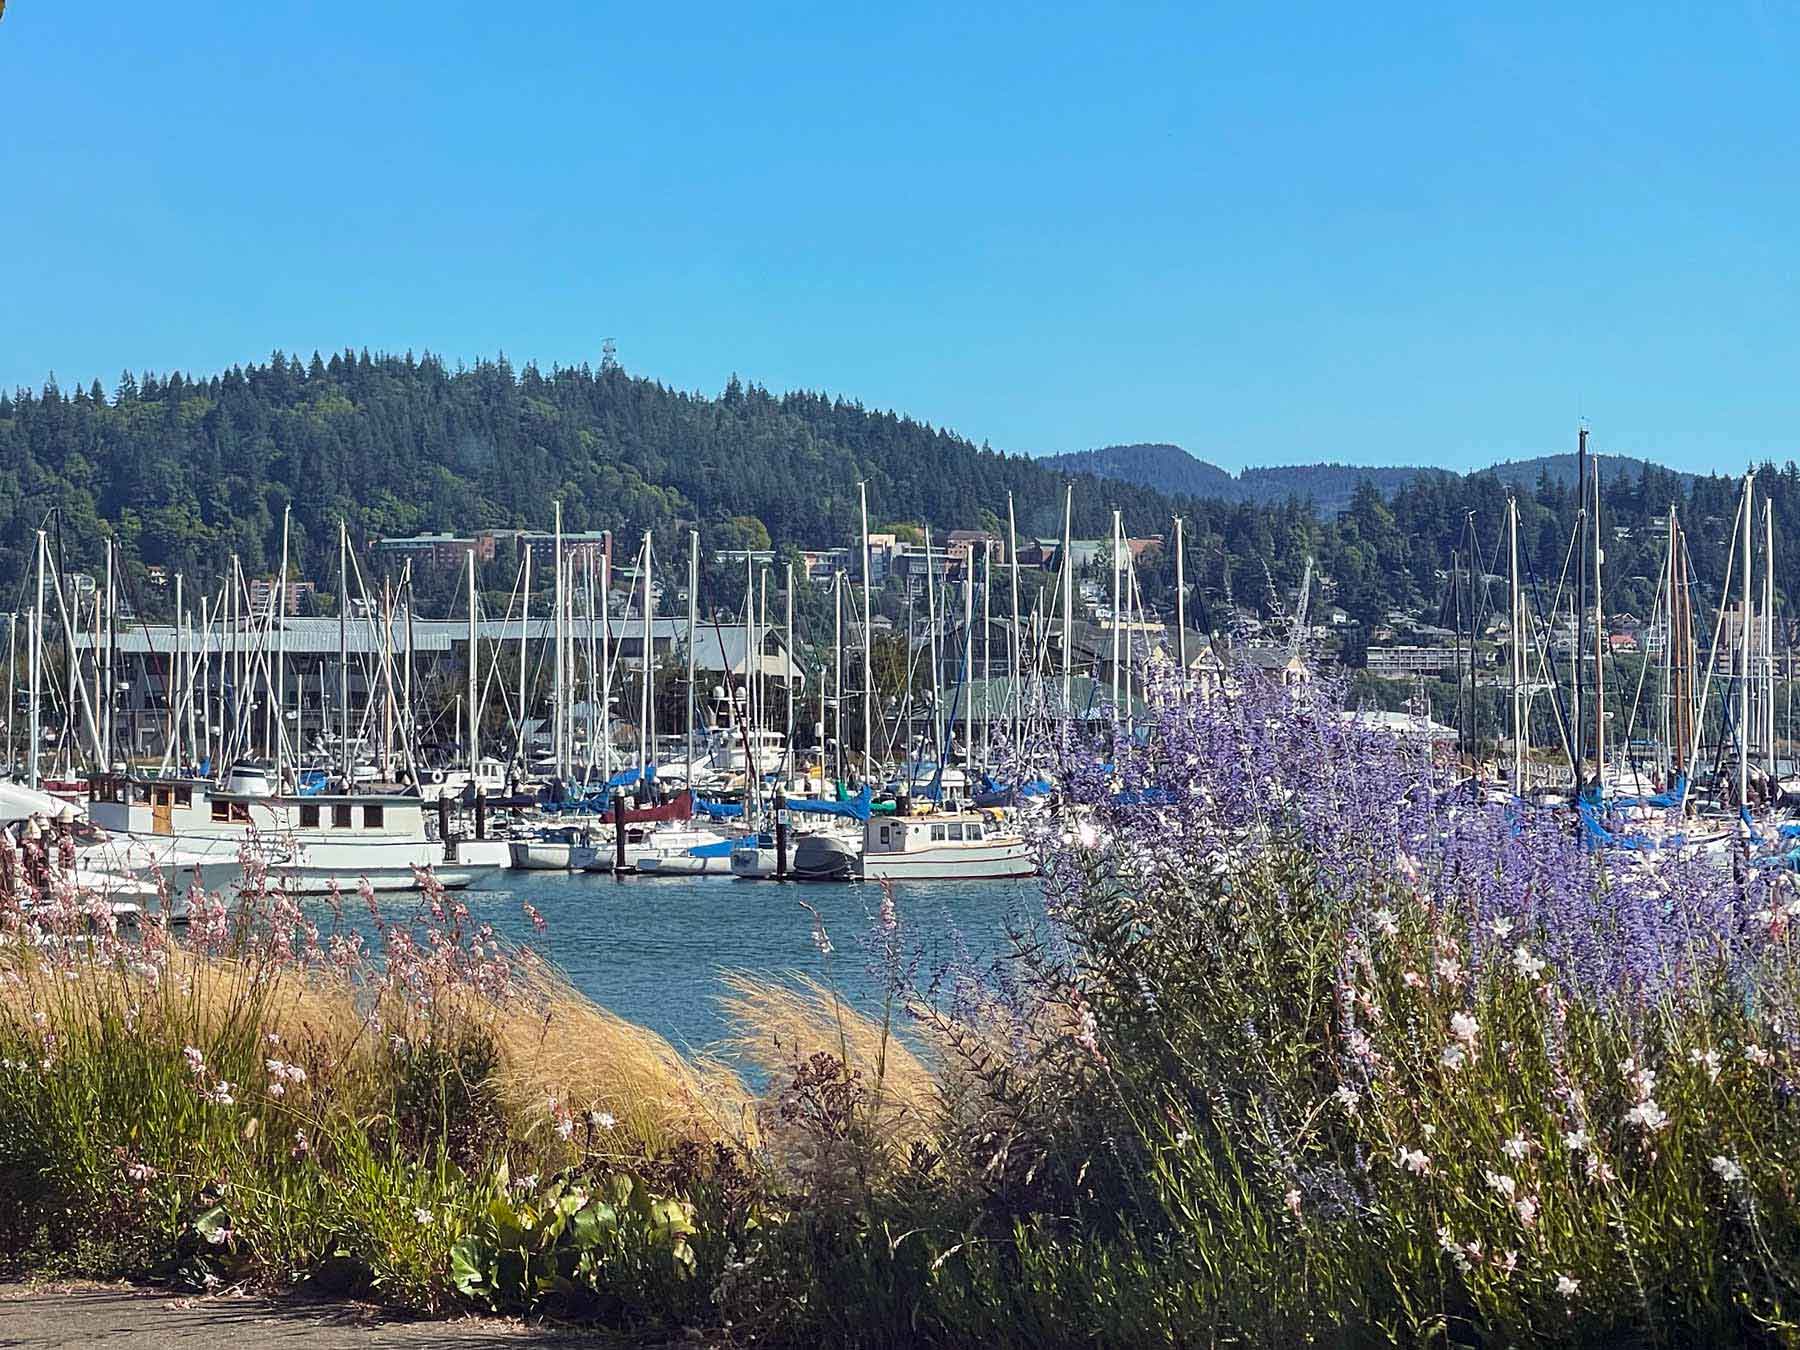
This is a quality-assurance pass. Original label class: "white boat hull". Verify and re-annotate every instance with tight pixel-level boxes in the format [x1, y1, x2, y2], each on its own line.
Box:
[509, 841, 598, 870]
[89, 833, 486, 896]
[730, 846, 776, 878]
[447, 838, 514, 870]
[637, 853, 733, 876]
[859, 842, 1035, 881]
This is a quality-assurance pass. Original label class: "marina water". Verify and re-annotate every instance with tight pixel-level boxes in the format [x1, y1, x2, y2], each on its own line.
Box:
[459, 873, 1045, 1054]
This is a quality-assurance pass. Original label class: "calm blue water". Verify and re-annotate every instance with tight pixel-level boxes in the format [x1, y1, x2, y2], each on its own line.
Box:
[459, 873, 1045, 1054]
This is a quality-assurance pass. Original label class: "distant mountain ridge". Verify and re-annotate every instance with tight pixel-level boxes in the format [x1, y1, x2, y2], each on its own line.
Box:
[1041, 443, 1695, 515]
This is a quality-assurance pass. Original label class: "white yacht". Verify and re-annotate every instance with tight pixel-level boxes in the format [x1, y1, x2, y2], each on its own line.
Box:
[85, 765, 490, 893]
[791, 811, 1034, 881]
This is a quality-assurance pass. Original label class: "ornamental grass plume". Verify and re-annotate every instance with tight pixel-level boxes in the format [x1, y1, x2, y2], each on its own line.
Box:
[716, 970, 940, 1145]
[488, 954, 748, 1154]
[0, 841, 748, 1310]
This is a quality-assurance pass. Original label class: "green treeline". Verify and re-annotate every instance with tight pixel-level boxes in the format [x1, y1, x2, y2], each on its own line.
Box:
[2, 349, 1797, 631]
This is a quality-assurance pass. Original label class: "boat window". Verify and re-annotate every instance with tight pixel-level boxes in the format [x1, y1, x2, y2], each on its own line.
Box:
[299, 804, 320, 829]
[135, 785, 152, 804]
[332, 804, 353, 829]
[931, 824, 946, 842]
[879, 826, 891, 846]
[968, 822, 984, 839]
[365, 804, 385, 829]
[175, 786, 192, 807]
[212, 800, 230, 822]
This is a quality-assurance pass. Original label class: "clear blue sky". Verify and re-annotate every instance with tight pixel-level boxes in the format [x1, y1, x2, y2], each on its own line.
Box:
[4, 2, 1797, 473]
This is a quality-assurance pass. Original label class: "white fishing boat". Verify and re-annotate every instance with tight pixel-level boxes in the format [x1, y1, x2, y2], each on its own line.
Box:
[862, 811, 1032, 880]
[791, 811, 1033, 881]
[85, 765, 489, 893]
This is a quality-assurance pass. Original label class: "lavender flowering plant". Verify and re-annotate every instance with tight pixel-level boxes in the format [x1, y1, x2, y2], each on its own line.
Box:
[919, 660, 1800, 1344]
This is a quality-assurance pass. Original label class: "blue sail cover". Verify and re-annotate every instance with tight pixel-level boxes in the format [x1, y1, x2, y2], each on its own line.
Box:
[790, 785, 874, 822]
[1610, 773, 1688, 810]
[687, 834, 758, 859]
[1576, 800, 1658, 852]
[695, 798, 745, 818]
[973, 775, 1053, 807]
[542, 762, 661, 813]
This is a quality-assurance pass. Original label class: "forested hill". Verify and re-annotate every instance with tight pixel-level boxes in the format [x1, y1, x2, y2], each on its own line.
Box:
[1, 350, 1792, 638]
[0, 351, 1180, 600]
[1043, 443, 1425, 512]
[1042, 443, 1695, 516]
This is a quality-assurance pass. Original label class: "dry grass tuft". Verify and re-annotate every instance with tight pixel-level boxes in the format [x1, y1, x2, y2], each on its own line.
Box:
[490, 956, 750, 1151]
[716, 971, 941, 1143]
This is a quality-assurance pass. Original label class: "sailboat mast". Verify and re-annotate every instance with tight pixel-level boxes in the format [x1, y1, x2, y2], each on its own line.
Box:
[1007, 492, 1021, 745]
[1110, 509, 1122, 712]
[1174, 515, 1187, 695]
[784, 559, 795, 779]
[402, 562, 415, 778]
[27, 530, 42, 789]
[1764, 500, 1776, 775]
[102, 540, 114, 771]
[743, 550, 755, 794]
[517, 541, 530, 768]
[963, 544, 975, 778]
[640, 534, 654, 778]
[833, 571, 844, 782]
[172, 572, 185, 769]
[272, 505, 291, 770]
[1741, 471, 1755, 811]
[1592, 454, 1605, 789]
[600, 534, 612, 783]
[981, 542, 992, 771]
[923, 527, 939, 763]
[1061, 485, 1073, 731]
[381, 575, 395, 780]
[1660, 509, 1674, 782]
[339, 521, 350, 783]
[553, 503, 565, 780]
[859, 481, 874, 784]
[5, 613, 14, 776]
[1509, 498, 1524, 796]
[687, 530, 699, 788]
[467, 547, 479, 783]
[585, 548, 599, 777]
[1574, 427, 1587, 786]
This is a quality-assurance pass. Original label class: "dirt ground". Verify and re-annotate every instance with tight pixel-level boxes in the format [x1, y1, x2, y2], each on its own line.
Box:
[0, 1279, 707, 1347]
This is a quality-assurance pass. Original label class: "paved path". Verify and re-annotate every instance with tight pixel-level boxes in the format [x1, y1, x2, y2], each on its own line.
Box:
[0, 1281, 671, 1347]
